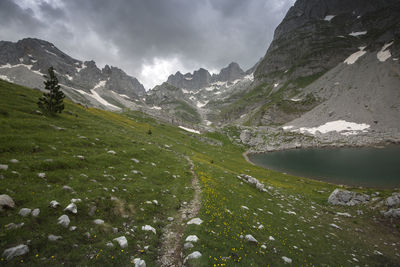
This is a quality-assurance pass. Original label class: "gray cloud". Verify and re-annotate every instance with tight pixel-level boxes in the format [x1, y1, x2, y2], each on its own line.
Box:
[0, 0, 295, 88]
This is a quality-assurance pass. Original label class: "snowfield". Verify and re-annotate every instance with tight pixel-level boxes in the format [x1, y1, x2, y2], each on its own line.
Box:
[178, 126, 200, 134]
[377, 42, 393, 62]
[285, 120, 370, 135]
[344, 47, 367, 65]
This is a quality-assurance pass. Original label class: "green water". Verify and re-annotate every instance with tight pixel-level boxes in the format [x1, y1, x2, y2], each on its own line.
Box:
[248, 146, 400, 188]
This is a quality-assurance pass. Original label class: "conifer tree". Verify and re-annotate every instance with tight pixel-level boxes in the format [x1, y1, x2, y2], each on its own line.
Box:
[37, 67, 65, 114]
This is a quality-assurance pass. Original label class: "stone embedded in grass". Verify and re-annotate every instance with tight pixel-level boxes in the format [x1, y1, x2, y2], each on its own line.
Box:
[0, 164, 8, 170]
[187, 218, 203, 225]
[374, 250, 383, 255]
[107, 150, 117, 155]
[330, 223, 342, 230]
[185, 235, 199, 242]
[10, 159, 19, 164]
[64, 203, 77, 214]
[142, 225, 156, 234]
[76, 155, 85, 160]
[63, 185, 74, 191]
[185, 251, 202, 261]
[88, 206, 97, 216]
[241, 206, 249, 210]
[0, 194, 15, 212]
[69, 226, 77, 231]
[184, 242, 194, 249]
[328, 189, 370, 206]
[49, 200, 60, 208]
[282, 256, 292, 264]
[94, 219, 105, 225]
[269, 236, 275, 241]
[106, 242, 115, 248]
[5, 222, 24, 230]
[167, 217, 174, 222]
[133, 258, 146, 267]
[58, 214, 70, 228]
[48, 234, 62, 241]
[31, 208, 40, 217]
[37, 172, 46, 178]
[113, 236, 128, 248]
[18, 208, 31, 217]
[336, 212, 352, 218]
[261, 244, 267, 249]
[71, 198, 82, 203]
[245, 234, 258, 243]
[131, 158, 140, 163]
[2, 244, 29, 260]
[385, 193, 400, 207]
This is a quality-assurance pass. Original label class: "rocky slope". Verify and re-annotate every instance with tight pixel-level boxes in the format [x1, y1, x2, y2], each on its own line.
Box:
[0, 38, 145, 111]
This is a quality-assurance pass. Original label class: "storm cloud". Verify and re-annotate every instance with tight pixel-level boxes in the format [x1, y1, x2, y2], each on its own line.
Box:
[1, 0, 295, 89]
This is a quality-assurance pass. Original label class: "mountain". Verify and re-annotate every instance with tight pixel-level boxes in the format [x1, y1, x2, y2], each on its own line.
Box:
[0, 38, 146, 110]
[222, 0, 400, 136]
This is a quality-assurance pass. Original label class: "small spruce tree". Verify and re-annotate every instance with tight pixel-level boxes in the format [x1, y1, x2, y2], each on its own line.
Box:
[37, 67, 65, 114]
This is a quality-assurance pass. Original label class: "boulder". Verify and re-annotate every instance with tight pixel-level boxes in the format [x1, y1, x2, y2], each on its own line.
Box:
[328, 189, 370, 206]
[2, 244, 29, 260]
[185, 251, 202, 261]
[18, 208, 31, 217]
[385, 193, 400, 207]
[58, 214, 70, 228]
[383, 208, 400, 218]
[113, 236, 128, 248]
[0, 194, 15, 212]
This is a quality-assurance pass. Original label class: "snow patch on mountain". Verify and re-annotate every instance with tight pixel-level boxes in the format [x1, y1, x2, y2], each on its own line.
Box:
[348, 31, 367, 37]
[377, 41, 394, 62]
[344, 47, 367, 64]
[286, 120, 370, 135]
[178, 126, 200, 134]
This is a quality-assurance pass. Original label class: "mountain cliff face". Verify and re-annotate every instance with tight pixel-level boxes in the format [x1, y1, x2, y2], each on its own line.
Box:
[223, 0, 400, 136]
[0, 38, 145, 110]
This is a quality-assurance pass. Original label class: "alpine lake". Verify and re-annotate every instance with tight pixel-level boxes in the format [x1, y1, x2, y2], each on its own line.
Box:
[248, 145, 400, 188]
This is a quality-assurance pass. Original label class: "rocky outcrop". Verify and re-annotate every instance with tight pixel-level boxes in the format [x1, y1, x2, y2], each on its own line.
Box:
[0, 194, 15, 212]
[328, 189, 370, 206]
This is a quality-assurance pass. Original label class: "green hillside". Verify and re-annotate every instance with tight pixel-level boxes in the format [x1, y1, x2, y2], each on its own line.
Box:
[0, 80, 399, 266]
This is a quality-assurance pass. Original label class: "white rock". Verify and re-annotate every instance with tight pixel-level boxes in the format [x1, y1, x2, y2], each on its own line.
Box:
[76, 155, 85, 160]
[336, 212, 352, 217]
[0, 164, 8, 170]
[185, 251, 202, 261]
[69, 226, 77, 231]
[63, 185, 73, 191]
[71, 198, 82, 203]
[152, 200, 158, 205]
[133, 258, 146, 267]
[328, 189, 369, 206]
[241, 206, 249, 210]
[187, 218, 203, 225]
[58, 214, 70, 228]
[107, 150, 117, 155]
[261, 244, 267, 249]
[385, 193, 400, 207]
[49, 200, 60, 208]
[106, 242, 115, 248]
[374, 250, 383, 255]
[48, 234, 62, 241]
[167, 217, 174, 222]
[94, 219, 105, 225]
[2, 244, 29, 260]
[383, 208, 400, 218]
[18, 208, 31, 217]
[113, 236, 128, 248]
[131, 158, 140, 163]
[64, 203, 77, 214]
[330, 223, 342, 230]
[269, 236, 275, 241]
[32, 208, 40, 217]
[185, 235, 199, 242]
[245, 234, 258, 243]
[0, 194, 15, 212]
[37, 172, 46, 178]
[282, 256, 292, 264]
[10, 159, 19, 164]
[184, 242, 194, 249]
[142, 225, 156, 234]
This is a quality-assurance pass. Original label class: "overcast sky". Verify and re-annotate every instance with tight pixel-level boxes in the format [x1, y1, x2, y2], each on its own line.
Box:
[0, 0, 295, 89]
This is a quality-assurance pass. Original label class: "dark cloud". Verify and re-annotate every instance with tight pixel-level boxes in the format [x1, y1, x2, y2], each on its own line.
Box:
[0, 0, 295, 88]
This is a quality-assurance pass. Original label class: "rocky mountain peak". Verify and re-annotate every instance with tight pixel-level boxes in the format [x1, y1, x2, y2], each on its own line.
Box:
[212, 62, 245, 82]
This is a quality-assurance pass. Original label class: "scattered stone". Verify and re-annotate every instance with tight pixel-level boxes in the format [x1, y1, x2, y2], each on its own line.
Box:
[269, 236, 275, 241]
[2, 244, 29, 260]
[94, 219, 105, 225]
[185, 251, 202, 261]
[185, 235, 199, 242]
[88, 205, 97, 216]
[187, 218, 203, 225]
[184, 242, 194, 249]
[0, 164, 8, 170]
[64, 203, 77, 214]
[336, 212, 352, 218]
[245, 234, 258, 243]
[106, 242, 115, 248]
[330, 223, 342, 230]
[385, 193, 400, 207]
[32, 208, 40, 217]
[0, 194, 15, 212]
[131, 158, 140, 163]
[328, 189, 370, 206]
[167, 217, 174, 222]
[18, 208, 31, 217]
[383, 208, 400, 218]
[63, 185, 74, 191]
[133, 258, 146, 267]
[142, 225, 156, 234]
[374, 250, 383, 256]
[58, 214, 70, 228]
[71, 198, 81, 203]
[237, 174, 268, 192]
[69, 226, 77, 231]
[10, 159, 19, 164]
[107, 150, 117, 155]
[113, 236, 128, 248]
[282, 256, 292, 264]
[37, 173, 46, 178]
[5, 222, 24, 230]
[49, 200, 60, 208]
[48, 234, 62, 241]
[241, 206, 249, 210]
[261, 244, 267, 249]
